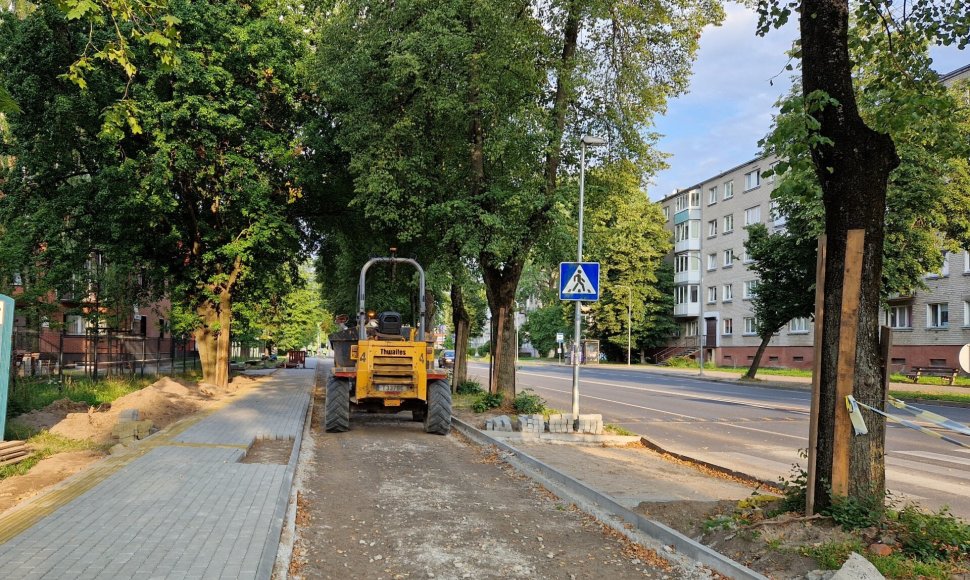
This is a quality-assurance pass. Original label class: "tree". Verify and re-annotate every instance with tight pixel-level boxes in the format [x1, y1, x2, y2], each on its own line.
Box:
[313, 0, 722, 400]
[2, 1, 315, 388]
[0, 3, 165, 331]
[742, 223, 817, 379]
[119, 0, 313, 388]
[757, 0, 970, 510]
[582, 161, 673, 361]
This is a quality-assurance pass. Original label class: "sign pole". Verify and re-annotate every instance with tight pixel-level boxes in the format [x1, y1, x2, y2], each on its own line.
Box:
[0, 295, 15, 439]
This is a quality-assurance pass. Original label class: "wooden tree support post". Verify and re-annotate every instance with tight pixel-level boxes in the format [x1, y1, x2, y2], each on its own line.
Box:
[806, 235, 826, 515]
[832, 229, 866, 498]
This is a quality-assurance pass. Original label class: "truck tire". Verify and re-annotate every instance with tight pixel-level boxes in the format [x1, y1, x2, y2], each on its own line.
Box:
[325, 376, 350, 432]
[424, 379, 451, 435]
[411, 405, 427, 422]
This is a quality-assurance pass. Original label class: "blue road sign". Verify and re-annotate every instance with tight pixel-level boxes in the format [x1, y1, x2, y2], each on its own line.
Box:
[559, 262, 600, 301]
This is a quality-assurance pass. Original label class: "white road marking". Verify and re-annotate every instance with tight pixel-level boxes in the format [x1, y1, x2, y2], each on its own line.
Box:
[533, 384, 806, 441]
[894, 450, 970, 468]
[517, 370, 808, 415]
[887, 456, 970, 480]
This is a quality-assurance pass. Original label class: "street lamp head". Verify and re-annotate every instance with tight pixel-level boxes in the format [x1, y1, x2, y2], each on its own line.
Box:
[580, 135, 607, 146]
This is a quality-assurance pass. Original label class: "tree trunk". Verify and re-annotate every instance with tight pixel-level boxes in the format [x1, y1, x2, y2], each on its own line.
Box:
[481, 256, 524, 401]
[744, 333, 773, 380]
[451, 282, 471, 389]
[194, 290, 232, 389]
[800, 0, 899, 511]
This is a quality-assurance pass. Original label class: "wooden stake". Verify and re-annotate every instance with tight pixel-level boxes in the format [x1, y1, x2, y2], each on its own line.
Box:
[832, 229, 866, 498]
[806, 235, 826, 515]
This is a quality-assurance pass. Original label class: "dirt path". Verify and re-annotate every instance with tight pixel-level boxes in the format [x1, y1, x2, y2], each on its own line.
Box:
[288, 381, 675, 580]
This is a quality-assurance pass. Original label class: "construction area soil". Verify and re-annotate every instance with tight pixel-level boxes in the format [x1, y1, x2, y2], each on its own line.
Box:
[451, 405, 951, 580]
[0, 373, 264, 515]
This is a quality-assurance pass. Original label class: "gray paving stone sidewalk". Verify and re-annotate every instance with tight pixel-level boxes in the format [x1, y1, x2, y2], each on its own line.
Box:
[0, 367, 315, 580]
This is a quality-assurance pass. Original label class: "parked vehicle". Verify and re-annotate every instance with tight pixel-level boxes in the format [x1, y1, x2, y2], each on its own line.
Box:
[438, 349, 455, 368]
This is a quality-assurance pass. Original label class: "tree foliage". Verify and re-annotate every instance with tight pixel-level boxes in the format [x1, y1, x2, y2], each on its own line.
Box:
[312, 0, 722, 397]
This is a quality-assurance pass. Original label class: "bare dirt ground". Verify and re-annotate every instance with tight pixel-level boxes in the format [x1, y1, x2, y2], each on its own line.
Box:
[286, 375, 717, 580]
[449, 406, 849, 579]
[0, 373, 263, 514]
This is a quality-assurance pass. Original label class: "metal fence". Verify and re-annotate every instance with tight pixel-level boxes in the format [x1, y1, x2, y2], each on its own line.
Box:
[11, 327, 199, 384]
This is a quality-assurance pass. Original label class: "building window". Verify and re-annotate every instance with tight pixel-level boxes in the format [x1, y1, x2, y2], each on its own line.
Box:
[686, 320, 698, 337]
[744, 205, 761, 226]
[723, 249, 734, 267]
[708, 186, 718, 205]
[789, 317, 809, 333]
[675, 253, 700, 273]
[744, 317, 758, 335]
[723, 214, 734, 233]
[708, 219, 718, 237]
[723, 318, 733, 335]
[744, 169, 760, 191]
[723, 284, 733, 302]
[743, 249, 754, 264]
[743, 280, 758, 299]
[675, 285, 688, 304]
[927, 303, 949, 328]
[766, 161, 778, 184]
[724, 180, 734, 199]
[707, 286, 717, 304]
[689, 189, 700, 208]
[65, 314, 86, 335]
[707, 253, 717, 270]
[663, 206, 670, 221]
[964, 300, 970, 326]
[690, 285, 699, 303]
[889, 305, 912, 329]
[964, 251, 970, 273]
[675, 195, 687, 212]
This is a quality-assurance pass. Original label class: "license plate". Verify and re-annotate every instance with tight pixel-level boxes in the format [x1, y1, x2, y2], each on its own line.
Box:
[376, 384, 405, 392]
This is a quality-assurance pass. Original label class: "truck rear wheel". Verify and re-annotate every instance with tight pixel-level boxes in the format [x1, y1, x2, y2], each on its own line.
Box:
[325, 376, 350, 432]
[424, 379, 451, 435]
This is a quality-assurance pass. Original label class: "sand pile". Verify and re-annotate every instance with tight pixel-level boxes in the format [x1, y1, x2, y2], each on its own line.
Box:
[12, 376, 240, 444]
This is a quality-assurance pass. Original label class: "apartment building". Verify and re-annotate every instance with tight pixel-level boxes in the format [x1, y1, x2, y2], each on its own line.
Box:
[658, 64, 970, 372]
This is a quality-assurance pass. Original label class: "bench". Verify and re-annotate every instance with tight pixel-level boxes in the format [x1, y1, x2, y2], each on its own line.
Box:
[906, 366, 959, 385]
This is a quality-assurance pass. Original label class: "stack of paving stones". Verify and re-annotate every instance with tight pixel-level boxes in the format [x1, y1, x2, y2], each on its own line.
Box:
[110, 408, 154, 444]
[576, 413, 604, 434]
[517, 414, 545, 434]
[547, 413, 575, 433]
[485, 415, 513, 431]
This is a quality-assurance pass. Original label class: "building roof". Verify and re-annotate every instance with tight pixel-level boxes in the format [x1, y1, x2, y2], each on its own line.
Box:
[942, 63, 970, 85]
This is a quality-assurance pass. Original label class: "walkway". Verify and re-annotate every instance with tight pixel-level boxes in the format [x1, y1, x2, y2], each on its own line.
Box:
[0, 367, 314, 579]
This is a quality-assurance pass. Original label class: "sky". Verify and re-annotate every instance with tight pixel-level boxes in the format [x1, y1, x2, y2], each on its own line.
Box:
[647, 2, 970, 201]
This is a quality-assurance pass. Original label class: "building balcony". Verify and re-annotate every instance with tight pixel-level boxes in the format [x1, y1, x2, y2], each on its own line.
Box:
[674, 302, 700, 317]
[674, 237, 701, 253]
[673, 208, 701, 225]
[674, 270, 702, 285]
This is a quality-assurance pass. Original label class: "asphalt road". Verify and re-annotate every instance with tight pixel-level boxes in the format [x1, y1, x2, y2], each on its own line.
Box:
[466, 362, 970, 518]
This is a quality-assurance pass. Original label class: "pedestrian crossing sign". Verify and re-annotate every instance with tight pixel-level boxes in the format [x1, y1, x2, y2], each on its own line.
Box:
[559, 262, 600, 301]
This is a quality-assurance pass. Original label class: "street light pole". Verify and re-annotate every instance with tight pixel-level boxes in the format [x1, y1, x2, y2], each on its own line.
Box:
[616, 284, 633, 366]
[572, 135, 606, 424]
[698, 255, 705, 377]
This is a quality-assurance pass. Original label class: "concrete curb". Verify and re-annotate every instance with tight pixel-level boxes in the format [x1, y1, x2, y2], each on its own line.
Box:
[259, 379, 313, 579]
[453, 417, 768, 580]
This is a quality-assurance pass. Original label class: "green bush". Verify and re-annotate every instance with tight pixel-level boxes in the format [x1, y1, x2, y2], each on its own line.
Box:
[512, 390, 545, 414]
[8, 375, 151, 418]
[777, 450, 809, 514]
[472, 392, 503, 413]
[825, 492, 885, 530]
[664, 356, 694, 368]
[456, 380, 484, 395]
[890, 505, 970, 562]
